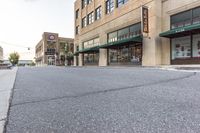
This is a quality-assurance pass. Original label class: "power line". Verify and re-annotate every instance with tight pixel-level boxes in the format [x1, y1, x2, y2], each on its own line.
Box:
[0, 41, 34, 50]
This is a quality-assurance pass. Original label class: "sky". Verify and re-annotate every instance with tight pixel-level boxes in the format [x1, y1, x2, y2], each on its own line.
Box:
[0, 0, 75, 60]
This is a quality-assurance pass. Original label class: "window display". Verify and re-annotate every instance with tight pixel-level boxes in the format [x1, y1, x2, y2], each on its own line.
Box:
[172, 36, 191, 60]
[84, 53, 99, 64]
[109, 44, 142, 64]
[193, 34, 200, 57]
[109, 49, 118, 62]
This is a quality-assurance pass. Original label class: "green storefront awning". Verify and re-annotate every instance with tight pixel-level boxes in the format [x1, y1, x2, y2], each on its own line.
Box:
[78, 46, 99, 53]
[99, 35, 142, 48]
[160, 23, 200, 38]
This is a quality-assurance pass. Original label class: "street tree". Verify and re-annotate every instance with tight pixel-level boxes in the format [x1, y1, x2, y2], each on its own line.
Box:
[9, 52, 20, 66]
[65, 44, 74, 66]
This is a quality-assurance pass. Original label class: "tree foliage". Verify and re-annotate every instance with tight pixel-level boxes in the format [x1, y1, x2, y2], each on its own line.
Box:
[9, 52, 20, 66]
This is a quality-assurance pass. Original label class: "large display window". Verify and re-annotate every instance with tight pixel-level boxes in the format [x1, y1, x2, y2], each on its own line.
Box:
[109, 44, 142, 65]
[171, 36, 191, 60]
[84, 53, 99, 65]
[192, 34, 200, 58]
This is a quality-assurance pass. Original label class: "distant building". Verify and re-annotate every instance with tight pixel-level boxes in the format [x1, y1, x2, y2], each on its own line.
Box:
[35, 32, 74, 66]
[0, 46, 3, 62]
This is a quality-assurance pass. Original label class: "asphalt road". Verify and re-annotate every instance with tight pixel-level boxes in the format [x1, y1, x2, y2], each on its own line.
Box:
[5, 67, 200, 133]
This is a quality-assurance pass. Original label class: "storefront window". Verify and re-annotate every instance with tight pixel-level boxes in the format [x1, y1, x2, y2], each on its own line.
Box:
[118, 46, 129, 62]
[171, 36, 191, 60]
[83, 38, 99, 49]
[83, 42, 89, 49]
[108, 23, 141, 43]
[109, 49, 118, 62]
[109, 44, 142, 64]
[84, 53, 99, 64]
[130, 23, 141, 37]
[171, 7, 200, 29]
[118, 28, 129, 41]
[171, 11, 192, 29]
[108, 32, 118, 43]
[88, 40, 94, 48]
[94, 38, 100, 46]
[193, 7, 200, 24]
[192, 34, 200, 57]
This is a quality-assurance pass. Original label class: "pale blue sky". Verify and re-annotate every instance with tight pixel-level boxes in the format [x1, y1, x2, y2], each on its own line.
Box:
[0, 0, 75, 60]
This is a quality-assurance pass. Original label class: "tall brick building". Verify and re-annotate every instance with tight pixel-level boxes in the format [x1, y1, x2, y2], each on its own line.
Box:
[74, 0, 200, 66]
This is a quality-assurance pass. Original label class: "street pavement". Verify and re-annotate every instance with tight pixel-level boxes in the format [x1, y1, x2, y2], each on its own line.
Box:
[0, 68, 17, 133]
[4, 67, 200, 133]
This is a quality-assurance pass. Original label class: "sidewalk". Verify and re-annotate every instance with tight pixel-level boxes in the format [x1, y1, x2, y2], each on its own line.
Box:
[0, 68, 17, 133]
[159, 65, 200, 72]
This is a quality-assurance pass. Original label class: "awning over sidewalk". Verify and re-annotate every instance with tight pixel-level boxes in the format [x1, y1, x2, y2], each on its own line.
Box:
[78, 46, 99, 54]
[99, 35, 142, 49]
[159, 23, 200, 38]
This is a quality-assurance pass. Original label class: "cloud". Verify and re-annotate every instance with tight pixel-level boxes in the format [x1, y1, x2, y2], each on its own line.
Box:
[24, 0, 38, 2]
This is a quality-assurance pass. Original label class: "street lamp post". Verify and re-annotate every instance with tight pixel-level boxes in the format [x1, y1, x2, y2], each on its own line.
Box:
[64, 43, 68, 66]
[54, 54, 57, 66]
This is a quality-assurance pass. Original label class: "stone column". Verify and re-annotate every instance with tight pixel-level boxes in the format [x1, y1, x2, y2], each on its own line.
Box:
[79, 53, 83, 66]
[99, 49, 108, 66]
[142, 0, 162, 66]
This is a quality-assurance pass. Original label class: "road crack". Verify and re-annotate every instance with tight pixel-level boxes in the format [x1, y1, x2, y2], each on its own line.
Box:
[11, 72, 196, 107]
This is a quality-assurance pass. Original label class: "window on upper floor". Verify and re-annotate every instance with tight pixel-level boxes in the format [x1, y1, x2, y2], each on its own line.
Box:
[171, 10, 191, 29]
[75, 26, 79, 35]
[106, 0, 114, 14]
[118, 27, 129, 40]
[108, 23, 141, 43]
[170, 7, 200, 29]
[130, 23, 141, 37]
[95, 6, 102, 20]
[82, 17, 87, 28]
[82, 0, 87, 9]
[117, 0, 128, 7]
[59, 42, 66, 49]
[193, 7, 200, 25]
[82, 0, 93, 9]
[76, 9, 79, 19]
[87, 12, 94, 25]
[108, 32, 118, 43]
[83, 37, 100, 49]
[88, 0, 93, 4]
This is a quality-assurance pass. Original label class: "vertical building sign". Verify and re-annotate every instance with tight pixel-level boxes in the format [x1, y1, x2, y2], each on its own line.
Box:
[142, 6, 149, 33]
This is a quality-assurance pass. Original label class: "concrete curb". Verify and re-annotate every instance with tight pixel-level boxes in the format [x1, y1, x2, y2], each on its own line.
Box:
[0, 67, 18, 133]
[158, 65, 200, 73]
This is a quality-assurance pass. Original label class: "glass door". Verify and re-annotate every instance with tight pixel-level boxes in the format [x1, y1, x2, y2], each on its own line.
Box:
[48, 56, 55, 66]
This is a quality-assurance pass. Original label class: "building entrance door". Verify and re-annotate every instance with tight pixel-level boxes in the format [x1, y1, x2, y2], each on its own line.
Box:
[48, 56, 55, 65]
